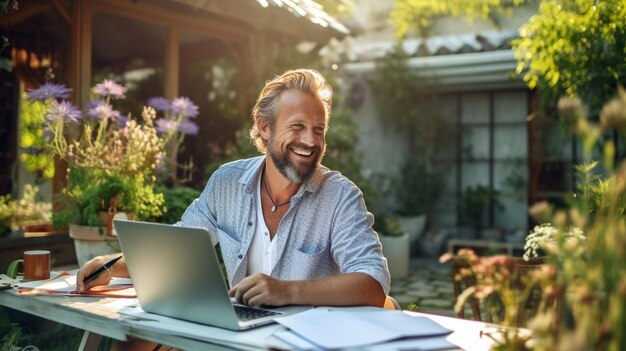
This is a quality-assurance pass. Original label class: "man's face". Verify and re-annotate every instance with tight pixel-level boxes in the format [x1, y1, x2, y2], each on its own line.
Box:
[266, 89, 327, 183]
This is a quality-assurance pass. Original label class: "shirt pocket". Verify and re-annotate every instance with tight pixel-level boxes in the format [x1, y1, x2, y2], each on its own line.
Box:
[285, 245, 330, 279]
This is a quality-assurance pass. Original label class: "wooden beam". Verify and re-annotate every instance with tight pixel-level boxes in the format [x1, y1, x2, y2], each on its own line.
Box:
[171, 0, 341, 42]
[0, 3, 48, 28]
[164, 26, 179, 100]
[51, 0, 71, 25]
[90, 0, 251, 44]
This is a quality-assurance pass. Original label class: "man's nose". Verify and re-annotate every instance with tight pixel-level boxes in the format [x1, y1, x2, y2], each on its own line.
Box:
[301, 128, 316, 146]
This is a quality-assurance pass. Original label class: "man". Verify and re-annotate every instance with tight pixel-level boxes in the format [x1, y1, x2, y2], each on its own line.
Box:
[77, 68, 390, 307]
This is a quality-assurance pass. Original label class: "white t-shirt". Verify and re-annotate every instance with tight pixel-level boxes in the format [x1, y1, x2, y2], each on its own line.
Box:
[247, 175, 276, 275]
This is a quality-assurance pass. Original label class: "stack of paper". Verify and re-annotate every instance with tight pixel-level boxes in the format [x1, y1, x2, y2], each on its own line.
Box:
[16, 272, 136, 297]
[274, 308, 456, 350]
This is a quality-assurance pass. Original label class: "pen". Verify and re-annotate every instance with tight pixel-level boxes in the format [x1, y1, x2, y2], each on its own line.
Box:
[83, 255, 123, 285]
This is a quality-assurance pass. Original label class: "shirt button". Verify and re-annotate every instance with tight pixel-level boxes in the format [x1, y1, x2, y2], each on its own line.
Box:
[264, 232, 268, 236]
[238, 254, 243, 259]
[248, 221, 253, 226]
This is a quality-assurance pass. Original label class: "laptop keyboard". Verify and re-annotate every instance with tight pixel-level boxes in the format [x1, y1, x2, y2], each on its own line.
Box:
[234, 305, 281, 321]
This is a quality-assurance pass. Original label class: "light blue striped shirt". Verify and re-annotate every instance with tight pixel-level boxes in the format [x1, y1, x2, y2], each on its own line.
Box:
[179, 156, 390, 294]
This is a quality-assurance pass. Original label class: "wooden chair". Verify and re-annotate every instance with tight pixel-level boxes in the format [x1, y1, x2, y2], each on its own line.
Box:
[451, 256, 546, 324]
[384, 295, 401, 310]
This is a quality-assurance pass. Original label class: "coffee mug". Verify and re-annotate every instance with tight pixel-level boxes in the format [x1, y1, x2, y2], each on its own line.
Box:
[7, 250, 51, 281]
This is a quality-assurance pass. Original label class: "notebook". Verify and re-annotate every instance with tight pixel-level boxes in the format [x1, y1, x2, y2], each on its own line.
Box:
[114, 219, 307, 330]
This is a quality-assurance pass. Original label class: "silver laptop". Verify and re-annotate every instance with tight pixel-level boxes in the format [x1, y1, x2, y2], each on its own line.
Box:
[114, 219, 307, 330]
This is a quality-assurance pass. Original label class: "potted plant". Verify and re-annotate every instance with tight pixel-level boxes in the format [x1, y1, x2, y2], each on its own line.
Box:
[25, 81, 199, 265]
[392, 160, 443, 244]
[375, 214, 410, 280]
[457, 185, 504, 239]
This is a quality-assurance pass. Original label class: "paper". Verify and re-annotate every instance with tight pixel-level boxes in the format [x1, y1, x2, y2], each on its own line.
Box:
[16, 272, 136, 297]
[275, 309, 451, 349]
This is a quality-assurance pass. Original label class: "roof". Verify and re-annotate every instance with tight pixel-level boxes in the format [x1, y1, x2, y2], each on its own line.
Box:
[255, 0, 349, 35]
[345, 30, 517, 62]
[170, 0, 349, 41]
[342, 30, 524, 90]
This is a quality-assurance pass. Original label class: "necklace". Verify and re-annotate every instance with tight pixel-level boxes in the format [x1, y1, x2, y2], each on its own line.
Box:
[262, 170, 290, 212]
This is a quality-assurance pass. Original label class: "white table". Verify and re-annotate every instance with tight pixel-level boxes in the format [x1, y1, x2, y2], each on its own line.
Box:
[0, 289, 499, 350]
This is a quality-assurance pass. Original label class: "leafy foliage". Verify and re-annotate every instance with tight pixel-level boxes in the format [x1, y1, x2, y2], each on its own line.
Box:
[393, 161, 443, 216]
[513, 0, 626, 112]
[0, 184, 51, 235]
[155, 185, 201, 224]
[390, 0, 526, 38]
[374, 45, 453, 217]
[53, 168, 164, 227]
[457, 185, 504, 231]
[19, 96, 54, 179]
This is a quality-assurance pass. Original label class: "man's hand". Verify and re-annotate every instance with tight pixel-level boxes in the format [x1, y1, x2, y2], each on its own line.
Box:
[76, 256, 113, 292]
[228, 273, 293, 306]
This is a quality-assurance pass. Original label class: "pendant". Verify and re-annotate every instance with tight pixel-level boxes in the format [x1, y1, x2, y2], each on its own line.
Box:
[271, 205, 277, 212]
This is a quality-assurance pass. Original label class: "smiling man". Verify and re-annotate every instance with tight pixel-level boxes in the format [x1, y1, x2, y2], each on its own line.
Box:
[78, 69, 390, 308]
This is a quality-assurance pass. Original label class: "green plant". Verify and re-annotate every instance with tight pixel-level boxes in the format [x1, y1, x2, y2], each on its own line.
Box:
[0, 307, 21, 350]
[374, 215, 406, 237]
[449, 91, 626, 350]
[155, 185, 201, 224]
[0, 184, 51, 236]
[513, 0, 626, 112]
[52, 169, 164, 227]
[390, 0, 526, 38]
[393, 160, 443, 217]
[24, 81, 191, 227]
[457, 185, 504, 232]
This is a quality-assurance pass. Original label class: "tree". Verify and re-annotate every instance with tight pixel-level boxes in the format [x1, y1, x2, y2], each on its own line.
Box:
[390, 0, 526, 38]
[389, 0, 626, 112]
[513, 0, 626, 112]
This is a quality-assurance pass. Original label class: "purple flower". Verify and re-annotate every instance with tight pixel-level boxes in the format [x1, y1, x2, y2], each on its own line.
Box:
[178, 118, 199, 135]
[88, 101, 120, 120]
[45, 100, 82, 122]
[171, 97, 199, 118]
[116, 115, 130, 128]
[147, 97, 171, 112]
[27, 83, 72, 101]
[92, 79, 127, 100]
[155, 118, 178, 134]
[43, 128, 53, 141]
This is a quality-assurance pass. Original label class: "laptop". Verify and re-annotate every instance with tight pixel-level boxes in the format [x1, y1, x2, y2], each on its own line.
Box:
[114, 219, 308, 330]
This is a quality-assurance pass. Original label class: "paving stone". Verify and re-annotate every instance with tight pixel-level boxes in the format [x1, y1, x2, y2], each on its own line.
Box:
[394, 293, 420, 306]
[420, 298, 454, 309]
[406, 290, 439, 299]
[407, 280, 431, 289]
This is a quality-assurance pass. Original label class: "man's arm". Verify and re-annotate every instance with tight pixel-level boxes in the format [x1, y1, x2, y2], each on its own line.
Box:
[229, 272, 386, 307]
[76, 254, 130, 292]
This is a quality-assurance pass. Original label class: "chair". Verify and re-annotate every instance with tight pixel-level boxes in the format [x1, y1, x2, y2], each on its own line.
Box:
[450, 255, 546, 324]
[383, 295, 401, 310]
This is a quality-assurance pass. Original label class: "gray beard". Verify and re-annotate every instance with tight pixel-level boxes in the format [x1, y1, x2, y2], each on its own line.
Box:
[267, 138, 319, 184]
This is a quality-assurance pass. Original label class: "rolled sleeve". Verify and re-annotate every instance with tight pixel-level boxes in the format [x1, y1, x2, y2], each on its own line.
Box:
[330, 186, 391, 295]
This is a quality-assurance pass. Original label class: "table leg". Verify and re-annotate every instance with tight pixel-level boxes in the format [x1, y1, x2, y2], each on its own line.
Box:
[79, 331, 103, 351]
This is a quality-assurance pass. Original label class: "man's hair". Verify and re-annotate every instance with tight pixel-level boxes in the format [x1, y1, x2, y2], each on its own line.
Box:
[250, 68, 333, 153]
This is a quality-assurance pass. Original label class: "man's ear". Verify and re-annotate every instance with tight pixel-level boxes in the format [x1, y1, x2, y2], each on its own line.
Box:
[258, 117, 271, 141]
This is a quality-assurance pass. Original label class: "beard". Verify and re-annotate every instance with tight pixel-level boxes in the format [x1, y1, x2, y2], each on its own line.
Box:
[267, 136, 325, 184]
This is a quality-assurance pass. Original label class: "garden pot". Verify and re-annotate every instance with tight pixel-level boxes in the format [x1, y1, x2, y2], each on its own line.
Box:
[69, 224, 121, 266]
[380, 233, 410, 280]
[396, 214, 427, 243]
